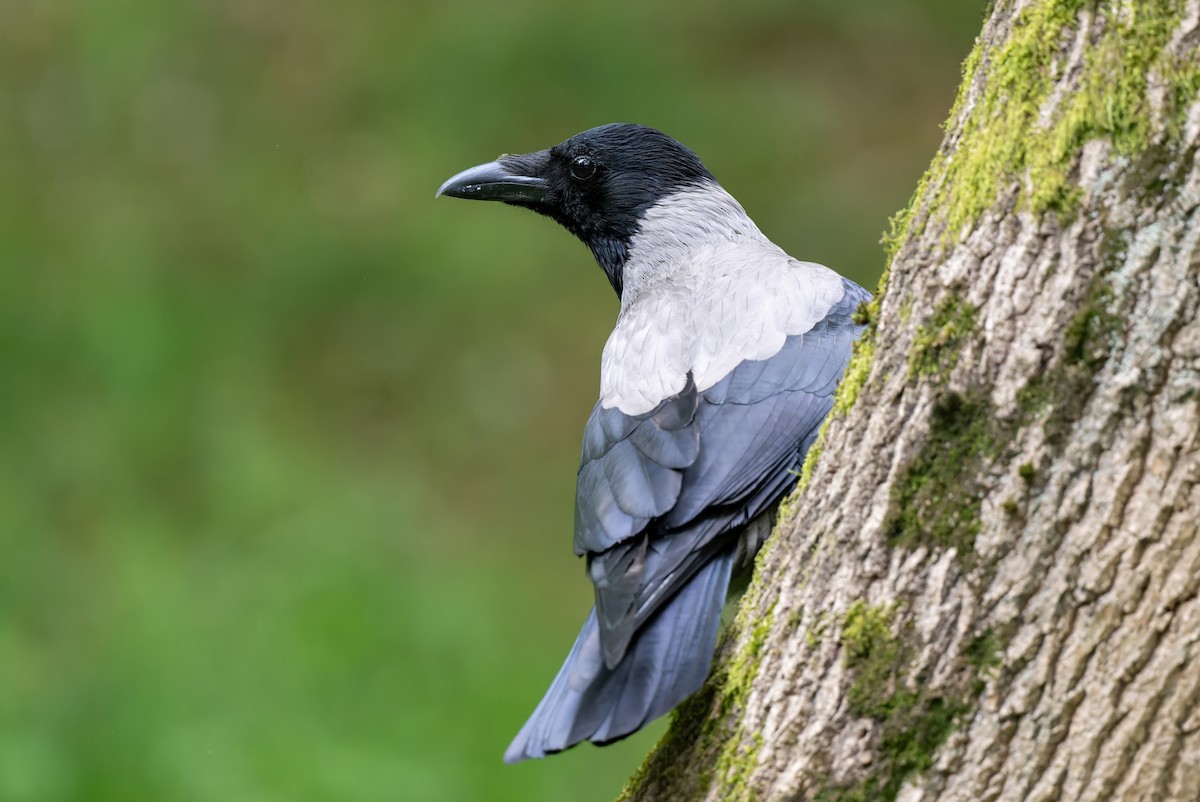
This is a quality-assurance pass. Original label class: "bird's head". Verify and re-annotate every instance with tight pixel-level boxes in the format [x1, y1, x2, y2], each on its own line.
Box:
[437, 124, 722, 296]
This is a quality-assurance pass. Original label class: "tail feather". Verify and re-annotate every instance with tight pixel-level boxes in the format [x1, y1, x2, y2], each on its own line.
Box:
[504, 547, 735, 763]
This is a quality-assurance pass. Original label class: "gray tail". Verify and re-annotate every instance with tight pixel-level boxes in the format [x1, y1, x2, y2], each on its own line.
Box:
[504, 547, 735, 763]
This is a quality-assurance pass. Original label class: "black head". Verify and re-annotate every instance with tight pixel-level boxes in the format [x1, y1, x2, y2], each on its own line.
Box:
[437, 124, 715, 295]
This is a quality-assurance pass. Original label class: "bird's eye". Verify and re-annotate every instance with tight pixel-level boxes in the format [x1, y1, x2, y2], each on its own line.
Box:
[570, 155, 597, 181]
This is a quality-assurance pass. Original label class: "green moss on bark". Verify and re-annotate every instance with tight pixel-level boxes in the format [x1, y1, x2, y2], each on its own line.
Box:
[908, 297, 980, 379]
[813, 602, 973, 802]
[917, 0, 1200, 240]
[707, 606, 774, 801]
[1017, 267, 1122, 448]
[795, 437, 824, 494]
[884, 393, 997, 559]
[617, 604, 776, 802]
[842, 602, 907, 718]
[832, 303, 880, 417]
[886, 222, 1125, 564]
[885, 256, 1123, 564]
[618, 682, 720, 800]
[720, 607, 774, 718]
[964, 629, 1003, 673]
[827, 0, 1193, 479]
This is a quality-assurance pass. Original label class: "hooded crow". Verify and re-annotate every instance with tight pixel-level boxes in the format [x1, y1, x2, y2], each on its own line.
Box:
[437, 123, 869, 762]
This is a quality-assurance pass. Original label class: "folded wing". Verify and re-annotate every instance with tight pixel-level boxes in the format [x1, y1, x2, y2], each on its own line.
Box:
[576, 277, 871, 667]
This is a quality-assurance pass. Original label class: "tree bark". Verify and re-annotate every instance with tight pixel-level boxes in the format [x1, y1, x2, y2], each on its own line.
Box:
[619, 1, 1200, 800]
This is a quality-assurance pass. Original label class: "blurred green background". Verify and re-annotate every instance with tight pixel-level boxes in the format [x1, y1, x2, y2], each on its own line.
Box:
[0, 1, 980, 800]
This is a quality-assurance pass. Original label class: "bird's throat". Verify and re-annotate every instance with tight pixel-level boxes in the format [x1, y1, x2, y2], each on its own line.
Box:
[588, 236, 629, 297]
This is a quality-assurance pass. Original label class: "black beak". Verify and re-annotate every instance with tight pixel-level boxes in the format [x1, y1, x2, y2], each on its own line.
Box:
[436, 158, 549, 203]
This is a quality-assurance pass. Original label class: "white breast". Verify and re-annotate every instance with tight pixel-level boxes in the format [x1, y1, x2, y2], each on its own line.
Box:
[599, 185, 846, 415]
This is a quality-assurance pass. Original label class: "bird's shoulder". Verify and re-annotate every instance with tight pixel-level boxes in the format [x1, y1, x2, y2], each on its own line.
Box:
[600, 244, 849, 416]
[576, 273, 869, 557]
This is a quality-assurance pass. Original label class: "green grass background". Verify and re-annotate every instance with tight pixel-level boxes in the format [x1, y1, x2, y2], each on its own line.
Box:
[0, 1, 980, 799]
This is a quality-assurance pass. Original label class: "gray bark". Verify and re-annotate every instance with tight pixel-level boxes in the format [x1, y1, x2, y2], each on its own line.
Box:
[620, 1, 1200, 800]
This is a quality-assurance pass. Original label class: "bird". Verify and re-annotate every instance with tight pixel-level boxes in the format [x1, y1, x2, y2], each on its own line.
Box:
[436, 123, 869, 763]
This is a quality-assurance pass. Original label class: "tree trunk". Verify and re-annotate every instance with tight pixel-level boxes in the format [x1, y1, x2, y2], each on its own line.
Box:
[619, 1, 1200, 800]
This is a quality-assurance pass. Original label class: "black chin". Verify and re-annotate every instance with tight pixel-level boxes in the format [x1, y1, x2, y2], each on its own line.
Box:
[587, 236, 627, 296]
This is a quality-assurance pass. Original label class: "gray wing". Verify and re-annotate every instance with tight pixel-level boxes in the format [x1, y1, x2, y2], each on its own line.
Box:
[575, 278, 870, 667]
[573, 386, 701, 552]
